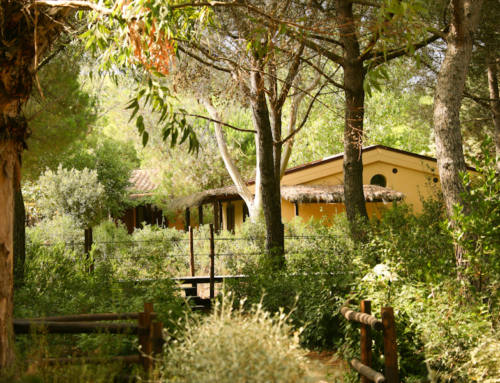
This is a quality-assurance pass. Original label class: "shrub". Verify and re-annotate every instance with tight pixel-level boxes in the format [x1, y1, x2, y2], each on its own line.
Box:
[36, 165, 105, 227]
[159, 296, 308, 383]
[451, 142, 500, 295]
[26, 214, 82, 247]
[226, 216, 367, 349]
[15, 235, 187, 362]
[341, 263, 497, 382]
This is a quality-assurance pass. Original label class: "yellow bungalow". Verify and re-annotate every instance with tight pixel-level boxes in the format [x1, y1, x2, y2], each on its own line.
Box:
[170, 145, 449, 232]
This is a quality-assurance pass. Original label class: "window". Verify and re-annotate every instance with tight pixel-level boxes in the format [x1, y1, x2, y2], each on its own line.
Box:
[370, 174, 387, 187]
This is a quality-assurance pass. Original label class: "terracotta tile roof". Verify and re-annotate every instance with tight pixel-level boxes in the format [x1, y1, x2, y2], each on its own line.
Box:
[128, 169, 160, 198]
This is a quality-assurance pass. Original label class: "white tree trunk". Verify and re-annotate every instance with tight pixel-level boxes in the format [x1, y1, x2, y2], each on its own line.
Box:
[201, 98, 261, 220]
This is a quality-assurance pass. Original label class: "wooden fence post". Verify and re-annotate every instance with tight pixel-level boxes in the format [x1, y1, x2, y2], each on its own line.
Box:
[360, 300, 372, 383]
[84, 227, 94, 273]
[209, 223, 215, 299]
[189, 226, 195, 277]
[138, 302, 154, 373]
[151, 321, 164, 371]
[382, 307, 399, 383]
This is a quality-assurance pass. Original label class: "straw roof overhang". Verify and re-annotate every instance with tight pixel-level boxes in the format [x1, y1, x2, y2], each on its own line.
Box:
[281, 184, 404, 203]
[169, 186, 239, 210]
[170, 184, 403, 210]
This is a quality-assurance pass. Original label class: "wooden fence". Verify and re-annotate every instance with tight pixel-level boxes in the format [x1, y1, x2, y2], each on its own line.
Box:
[14, 302, 164, 374]
[340, 300, 399, 383]
[188, 223, 216, 299]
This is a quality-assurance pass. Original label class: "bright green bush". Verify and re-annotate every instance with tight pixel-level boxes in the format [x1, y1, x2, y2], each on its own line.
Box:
[159, 296, 308, 383]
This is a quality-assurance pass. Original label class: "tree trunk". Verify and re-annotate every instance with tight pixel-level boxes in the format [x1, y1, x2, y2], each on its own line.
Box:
[336, 0, 368, 232]
[433, 0, 483, 270]
[487, 57, 500, 172]
[13, 183, 26, 288]
[0, 139, 22, 368]
[201, 98, 258, 217]
[250, 61, 284, 265]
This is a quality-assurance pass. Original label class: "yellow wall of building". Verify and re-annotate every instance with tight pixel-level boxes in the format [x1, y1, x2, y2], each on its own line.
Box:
[184, 148, 448, 231]
[282, 199, 390, 224]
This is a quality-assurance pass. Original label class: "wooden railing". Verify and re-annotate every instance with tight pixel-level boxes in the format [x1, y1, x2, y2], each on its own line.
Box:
[341, 300, 399, 383]
[14, 302, 164, 374]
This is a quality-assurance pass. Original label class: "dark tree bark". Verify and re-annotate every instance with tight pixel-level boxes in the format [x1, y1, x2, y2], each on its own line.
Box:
[336, 0, 369, 231]
[250, 59, 284, 266]
[486, 57, 500, 172]
[433, 0, 483, 270]
[0, 1, 67, 366]
[13, 185, 26, 288]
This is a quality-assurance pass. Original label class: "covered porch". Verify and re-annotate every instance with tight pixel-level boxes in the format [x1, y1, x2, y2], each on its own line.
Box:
[170, 184, 404, 232]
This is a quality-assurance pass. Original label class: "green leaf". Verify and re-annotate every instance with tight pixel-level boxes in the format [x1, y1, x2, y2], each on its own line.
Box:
[136, 115, 145, 134]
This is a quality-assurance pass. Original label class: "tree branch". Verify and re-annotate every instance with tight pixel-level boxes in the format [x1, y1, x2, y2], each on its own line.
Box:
[275, 44, 304, 110]
[300, 56, 345, 90]
[276, 79, 328, 146]
[364, 30, 446, 67]
[179, 112, 256, 133]
[33, 0, 113, 14]
[177, 44, 232, 73]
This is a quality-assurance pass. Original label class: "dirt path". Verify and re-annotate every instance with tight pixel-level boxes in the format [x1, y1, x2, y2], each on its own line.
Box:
[304, 351, 347, 382]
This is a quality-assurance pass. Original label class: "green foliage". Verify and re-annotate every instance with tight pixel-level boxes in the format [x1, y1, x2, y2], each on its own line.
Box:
[81, 0, 209, 153]
[36, 165, 105, 228]
[26, 214, 82, 245]
[226, 218, 366, 350]
[451, 142, 500, 293]
[159, 295, 308, 383]
[14, 220, 187, 378]
[63, 136, 139, 217]
[22, 44, 97, 181]
[366, 200, 455, 283]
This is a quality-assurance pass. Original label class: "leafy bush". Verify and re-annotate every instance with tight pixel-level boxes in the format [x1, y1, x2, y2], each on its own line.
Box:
[26, 214, 83, 246]
[226, 216, 367, 349]
[36, 165, 105, 227]
[15, 233, 187, 363]
[159, 296, 308, 383]
[451, 143, 500, 295]
[63, 137, 139, 217]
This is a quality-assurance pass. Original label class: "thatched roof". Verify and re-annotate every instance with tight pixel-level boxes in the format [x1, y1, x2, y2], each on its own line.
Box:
[280, 184, 404, 203]
[170, 184, 403, 210]
[169, 186, 239, 210]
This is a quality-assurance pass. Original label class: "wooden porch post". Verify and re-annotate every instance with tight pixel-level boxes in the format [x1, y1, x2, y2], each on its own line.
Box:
[198, 205, 204, 226]
[218, 201, 223, 231]
[184, 208, 190, 232]
[213, 201, 220, 233]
